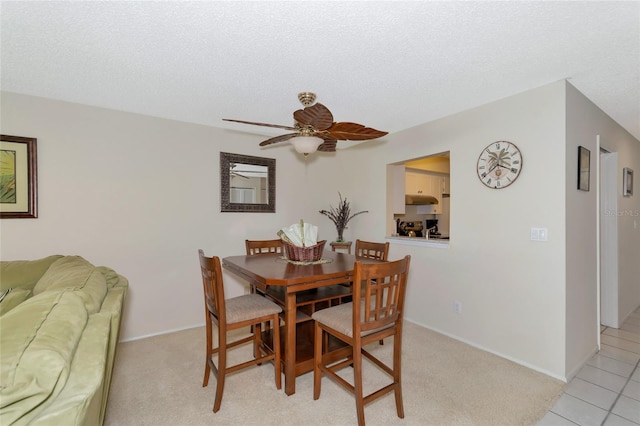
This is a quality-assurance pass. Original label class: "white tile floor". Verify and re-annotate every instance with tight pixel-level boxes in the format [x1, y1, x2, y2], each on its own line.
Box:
[538, 306, 640, 426]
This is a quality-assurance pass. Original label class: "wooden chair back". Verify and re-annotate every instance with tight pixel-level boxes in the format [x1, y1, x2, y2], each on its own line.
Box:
[199, 249, 225, 323]
[354, 239, 390, 261]
[352, 255, 410, 337]
[245, 239, 284, 256]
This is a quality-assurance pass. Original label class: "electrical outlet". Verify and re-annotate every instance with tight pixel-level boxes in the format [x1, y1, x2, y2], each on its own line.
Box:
[454, 301, 462, 314]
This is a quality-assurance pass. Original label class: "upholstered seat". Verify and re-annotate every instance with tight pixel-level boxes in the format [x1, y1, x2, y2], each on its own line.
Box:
[224, 294, 283, 324]
[312, 300, 394, 338]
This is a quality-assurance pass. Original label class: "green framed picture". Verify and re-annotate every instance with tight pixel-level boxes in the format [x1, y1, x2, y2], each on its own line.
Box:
[0, 135, 37, 218]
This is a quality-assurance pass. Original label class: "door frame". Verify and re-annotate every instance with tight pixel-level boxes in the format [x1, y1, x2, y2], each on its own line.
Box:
[598, 141, 619, 329]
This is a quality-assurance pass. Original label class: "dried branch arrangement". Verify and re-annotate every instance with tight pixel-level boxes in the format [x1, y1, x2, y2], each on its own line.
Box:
[319, 193, 368, 242]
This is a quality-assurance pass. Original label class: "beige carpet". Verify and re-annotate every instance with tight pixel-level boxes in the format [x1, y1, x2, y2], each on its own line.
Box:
[104, 322, 564, 426]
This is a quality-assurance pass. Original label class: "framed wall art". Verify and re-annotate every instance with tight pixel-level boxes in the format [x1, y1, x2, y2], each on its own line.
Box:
[0, 135, 38, 218]
[220, 152, 275, 213]
[623, 167, 633, 197]
[577, 146, 590, 191]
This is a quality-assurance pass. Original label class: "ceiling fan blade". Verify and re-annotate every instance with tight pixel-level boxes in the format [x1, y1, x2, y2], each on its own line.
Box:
[326, 122, 388, 141]
[293, 103, 334, 130]
[258, 133, 300, 147]
[223, 118, 298, 131]
[231, 172, 250, 179]
[317, 138, 337, 152]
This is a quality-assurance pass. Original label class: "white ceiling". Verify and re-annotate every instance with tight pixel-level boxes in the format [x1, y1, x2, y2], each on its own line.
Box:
[2, 1, 639, 142]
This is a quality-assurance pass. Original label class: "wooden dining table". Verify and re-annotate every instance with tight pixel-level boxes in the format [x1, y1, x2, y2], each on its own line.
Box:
[222, 250, 380, 395]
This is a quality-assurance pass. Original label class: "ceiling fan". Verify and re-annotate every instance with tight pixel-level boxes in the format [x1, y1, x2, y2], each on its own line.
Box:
[230, 162, 268, 179]
[223, 92, 388, 156]
[229, 163, 249, 179]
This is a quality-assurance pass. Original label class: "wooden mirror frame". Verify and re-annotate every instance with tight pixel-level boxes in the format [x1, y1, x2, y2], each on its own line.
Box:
[220, 152, 276, 213]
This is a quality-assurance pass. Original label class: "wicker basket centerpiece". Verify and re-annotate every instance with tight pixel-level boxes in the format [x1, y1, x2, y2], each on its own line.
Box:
[282, 239, 326, 262]
[278, 220, 325, 262]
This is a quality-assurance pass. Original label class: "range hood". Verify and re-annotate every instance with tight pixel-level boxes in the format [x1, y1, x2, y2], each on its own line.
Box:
[405, 194, 439, 205]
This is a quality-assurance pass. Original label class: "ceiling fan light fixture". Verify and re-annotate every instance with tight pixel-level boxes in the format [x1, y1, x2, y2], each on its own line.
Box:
[290, 135, 323, 156]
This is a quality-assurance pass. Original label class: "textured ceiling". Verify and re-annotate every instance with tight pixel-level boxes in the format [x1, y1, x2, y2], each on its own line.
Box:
[2, 1, 639, 142]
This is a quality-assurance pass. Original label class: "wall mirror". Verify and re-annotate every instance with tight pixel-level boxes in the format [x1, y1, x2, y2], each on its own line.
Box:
[220, 152, 275, 212]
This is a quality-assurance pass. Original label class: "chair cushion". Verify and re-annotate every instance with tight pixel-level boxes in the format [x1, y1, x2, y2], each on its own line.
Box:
[225, 294, 281, 324]
[312, 301, 392, 338]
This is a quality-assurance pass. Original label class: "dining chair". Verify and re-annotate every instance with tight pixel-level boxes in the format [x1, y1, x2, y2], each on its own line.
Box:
[312, 255, 411, 426]
[245, 239, 284, 294]
[198, 249, 282, 413]
[354, 239, 390, 261]
[244, 239, 285, 343]
[245, 239, 284, 256]
[354, 239, 390, 345]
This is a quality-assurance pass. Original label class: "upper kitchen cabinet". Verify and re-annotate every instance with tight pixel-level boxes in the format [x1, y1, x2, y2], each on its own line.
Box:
[406, 170, 449, 197]
[405, 170, 429, 195]
[405, 170, 447, 214]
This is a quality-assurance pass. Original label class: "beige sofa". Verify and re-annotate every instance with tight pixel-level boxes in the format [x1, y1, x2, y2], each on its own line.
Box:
[0, 255, 128, 426]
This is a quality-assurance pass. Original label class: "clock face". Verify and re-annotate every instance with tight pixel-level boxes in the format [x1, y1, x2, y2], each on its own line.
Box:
[477, 141, 523, 189]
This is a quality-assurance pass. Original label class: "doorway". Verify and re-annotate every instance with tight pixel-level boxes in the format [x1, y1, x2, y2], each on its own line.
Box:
[599, 148, 619, 328]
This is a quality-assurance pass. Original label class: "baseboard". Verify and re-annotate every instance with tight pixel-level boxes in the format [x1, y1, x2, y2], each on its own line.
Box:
[120, 322, 205, 343]
[404, 318, 568, 383]
[565, 345, 599, 382]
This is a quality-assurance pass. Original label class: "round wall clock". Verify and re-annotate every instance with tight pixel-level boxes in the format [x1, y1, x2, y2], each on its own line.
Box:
[476, 141, 523, 189]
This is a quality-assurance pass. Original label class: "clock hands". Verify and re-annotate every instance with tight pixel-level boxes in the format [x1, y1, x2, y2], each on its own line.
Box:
[487, 161, 499, 174]
[497, 161, 511, 170]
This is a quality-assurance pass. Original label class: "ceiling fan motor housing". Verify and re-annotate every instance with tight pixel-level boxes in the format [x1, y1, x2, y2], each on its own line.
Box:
[297, 92, 316, 106]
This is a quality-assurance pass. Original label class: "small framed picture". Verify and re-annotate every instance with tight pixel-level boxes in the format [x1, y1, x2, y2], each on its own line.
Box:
[623, 167, 633, 197]
[577, 146, 590, 191]
[1, 135, 38, 219]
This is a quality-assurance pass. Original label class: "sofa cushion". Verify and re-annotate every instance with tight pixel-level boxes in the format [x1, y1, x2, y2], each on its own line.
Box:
[28, 312, 112, 426]
[33, 256, 107, 315]
[0, 255, 63, 292]
[0, 291, 88, 426]
[0, 288, 32, 316]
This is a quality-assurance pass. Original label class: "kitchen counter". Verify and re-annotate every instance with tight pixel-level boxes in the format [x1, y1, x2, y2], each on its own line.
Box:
[385, 235, 449, 248]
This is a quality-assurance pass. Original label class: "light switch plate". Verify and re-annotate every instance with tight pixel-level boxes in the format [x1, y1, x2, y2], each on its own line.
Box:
[531, 227, 548, 241]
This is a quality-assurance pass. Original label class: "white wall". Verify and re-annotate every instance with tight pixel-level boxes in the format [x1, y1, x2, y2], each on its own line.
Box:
[0, 91, 326, 340]
[371, 81, 569, 378]
[565, 83, 640, 376]
[2, 81, 638, 381]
